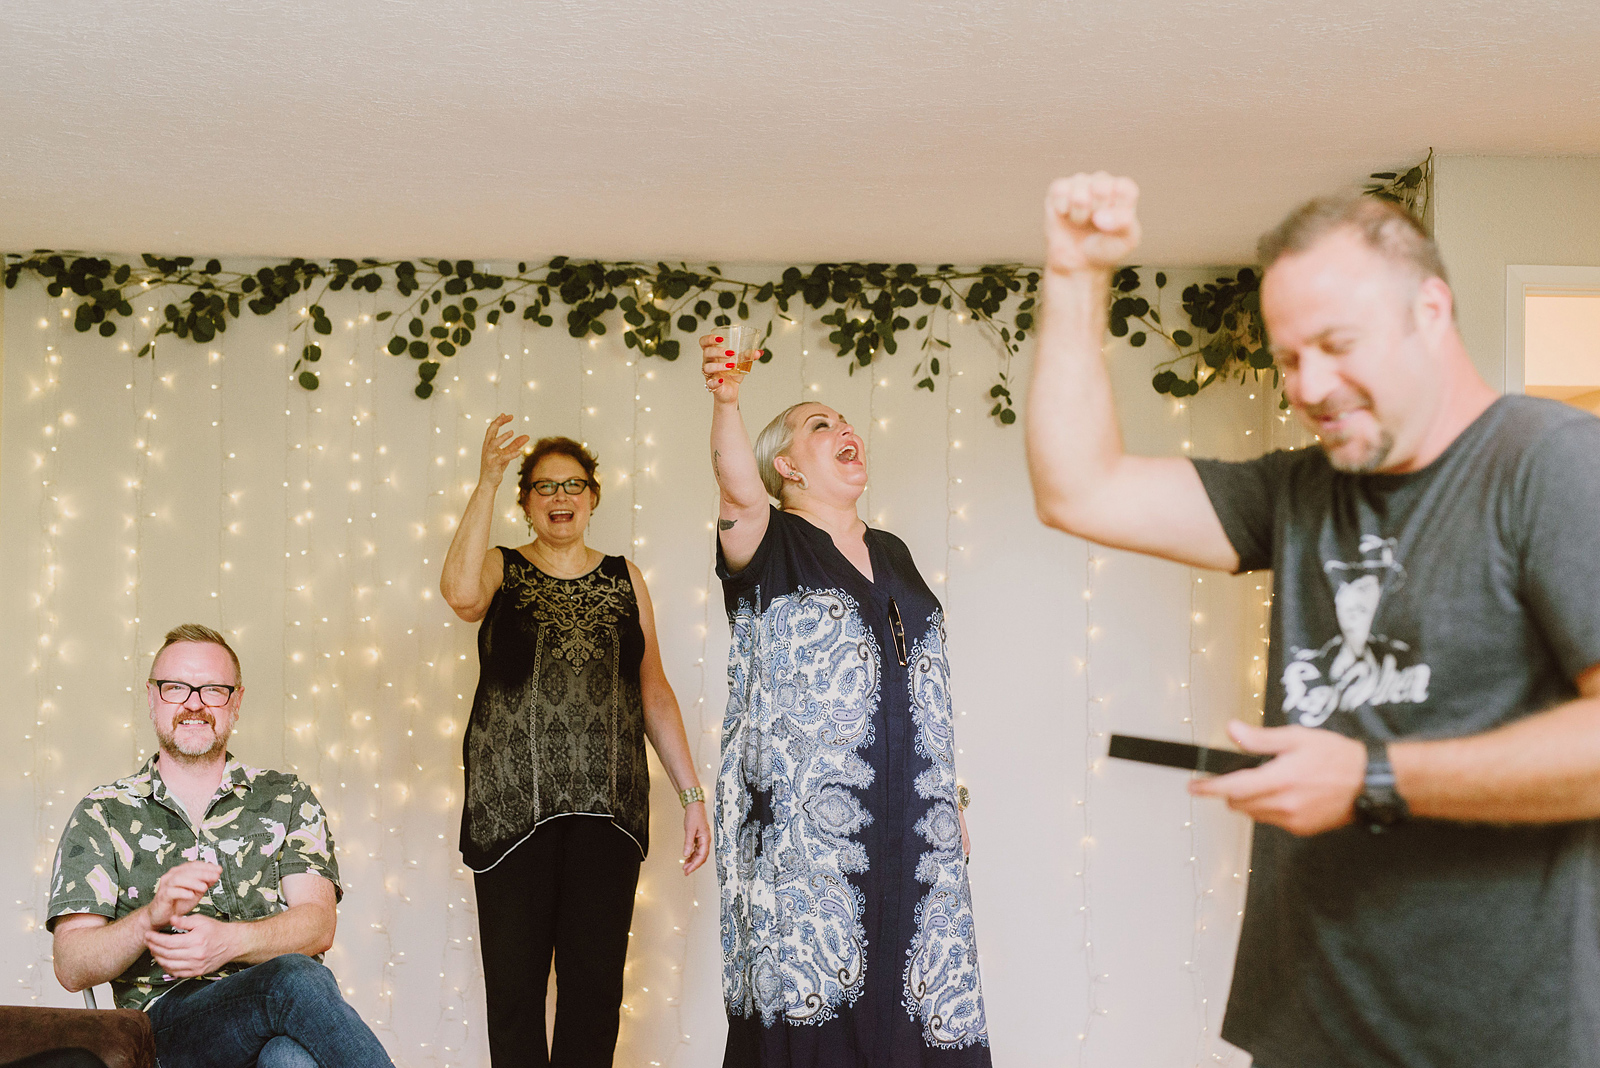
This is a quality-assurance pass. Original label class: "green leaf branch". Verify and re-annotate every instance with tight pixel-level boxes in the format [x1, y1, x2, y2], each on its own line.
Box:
[1364, 148, 1433, 224]
[5, 253, 1041, 420]
[1104, 266, 1276, 400]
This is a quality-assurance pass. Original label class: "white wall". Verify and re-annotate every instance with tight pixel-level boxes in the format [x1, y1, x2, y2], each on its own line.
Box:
[1432, 156, 1600, 390]
[0, 265, 1289, 1067]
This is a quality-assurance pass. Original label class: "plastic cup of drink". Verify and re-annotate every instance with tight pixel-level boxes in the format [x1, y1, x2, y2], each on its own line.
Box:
[724, 325, 763, 374]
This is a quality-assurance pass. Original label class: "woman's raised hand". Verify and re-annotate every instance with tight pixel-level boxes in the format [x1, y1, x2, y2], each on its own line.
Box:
[701, 333, 745, 403]
[479, 413, 530, 487]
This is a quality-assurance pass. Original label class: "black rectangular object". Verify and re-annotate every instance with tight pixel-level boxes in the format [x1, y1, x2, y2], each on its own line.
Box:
[1107, 733, 1269, 775]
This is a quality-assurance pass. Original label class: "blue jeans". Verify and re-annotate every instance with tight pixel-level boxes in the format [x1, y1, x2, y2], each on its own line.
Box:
[145, 954, 391, 1068]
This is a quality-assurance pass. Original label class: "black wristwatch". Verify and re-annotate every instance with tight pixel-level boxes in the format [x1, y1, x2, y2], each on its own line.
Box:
[1352, 739, 1409, 834]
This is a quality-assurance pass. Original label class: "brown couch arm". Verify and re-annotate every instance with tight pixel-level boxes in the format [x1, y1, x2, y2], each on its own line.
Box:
[0, 1006, 154, 1068]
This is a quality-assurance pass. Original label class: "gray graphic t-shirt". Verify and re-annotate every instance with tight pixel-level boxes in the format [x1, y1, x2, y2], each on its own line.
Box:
[1194, 396, 1600, 1068]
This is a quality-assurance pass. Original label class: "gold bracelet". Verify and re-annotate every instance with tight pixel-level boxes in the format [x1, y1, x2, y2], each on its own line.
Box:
[956, 784, 970, 811]
[679, 785, 706, 808]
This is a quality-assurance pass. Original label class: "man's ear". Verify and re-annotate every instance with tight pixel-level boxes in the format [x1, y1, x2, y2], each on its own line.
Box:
[1414, 275, 1455, 338]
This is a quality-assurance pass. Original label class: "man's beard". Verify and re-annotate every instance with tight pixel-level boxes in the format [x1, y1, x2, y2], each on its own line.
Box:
[1322, 427, 1396, 474]
[157, 713, 230, 763]
[1296, 397, 1395, 474]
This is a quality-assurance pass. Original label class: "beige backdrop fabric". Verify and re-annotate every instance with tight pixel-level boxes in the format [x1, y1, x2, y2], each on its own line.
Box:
[0, 265, 1304, 1066]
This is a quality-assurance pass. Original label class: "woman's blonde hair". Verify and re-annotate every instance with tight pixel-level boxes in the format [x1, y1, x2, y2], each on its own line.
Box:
[752, 402, 810, 502]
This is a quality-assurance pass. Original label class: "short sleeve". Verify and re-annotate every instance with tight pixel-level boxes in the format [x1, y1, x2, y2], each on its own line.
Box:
[1190, 451, 1298, 573]
[1516, 415, 1600, 681]
[279, 780, 342, 900]
[716, 505, 787, 598]
[47, 798, 121, 928]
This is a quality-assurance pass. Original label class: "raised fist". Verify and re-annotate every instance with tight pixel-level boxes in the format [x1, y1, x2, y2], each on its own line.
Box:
[1045, 172, 1142, 275]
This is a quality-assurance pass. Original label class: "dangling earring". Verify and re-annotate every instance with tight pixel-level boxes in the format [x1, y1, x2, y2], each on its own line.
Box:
[525, 512, 535, 534]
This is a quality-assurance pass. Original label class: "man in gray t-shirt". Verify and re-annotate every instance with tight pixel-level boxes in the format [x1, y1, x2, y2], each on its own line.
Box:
[1026, 172, 1600, 1067]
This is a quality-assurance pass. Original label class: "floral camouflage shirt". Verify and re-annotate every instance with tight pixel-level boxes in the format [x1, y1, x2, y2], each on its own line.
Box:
[47, 753, 341, 1011]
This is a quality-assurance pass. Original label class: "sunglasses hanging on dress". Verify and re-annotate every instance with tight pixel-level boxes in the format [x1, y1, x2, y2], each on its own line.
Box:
[888, 597, 908, 666]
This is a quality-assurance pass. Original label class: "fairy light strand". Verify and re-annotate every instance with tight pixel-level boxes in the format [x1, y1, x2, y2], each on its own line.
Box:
[25, 305, 63, 1001]
[1078, 545, 1104, 1063]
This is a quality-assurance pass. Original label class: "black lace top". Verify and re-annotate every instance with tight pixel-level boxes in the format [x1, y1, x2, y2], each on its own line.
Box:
[459, 549, 650, 870]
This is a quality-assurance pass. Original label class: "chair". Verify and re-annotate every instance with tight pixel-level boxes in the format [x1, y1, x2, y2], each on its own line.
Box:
[0, 987, 155, 1068]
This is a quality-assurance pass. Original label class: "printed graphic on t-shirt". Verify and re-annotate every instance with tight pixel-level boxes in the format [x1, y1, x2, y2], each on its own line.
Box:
[1282, 535, 1432, 726]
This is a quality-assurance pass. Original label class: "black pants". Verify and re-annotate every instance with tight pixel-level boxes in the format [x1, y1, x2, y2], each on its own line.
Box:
[474, 816, 642, 1068]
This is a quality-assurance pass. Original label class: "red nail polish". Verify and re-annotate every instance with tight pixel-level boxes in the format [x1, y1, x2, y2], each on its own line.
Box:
[726, 362, 735, 369]
[714, 337, 724, 343]
[718, 378, 724, 384]
[725, 350, 735, 357]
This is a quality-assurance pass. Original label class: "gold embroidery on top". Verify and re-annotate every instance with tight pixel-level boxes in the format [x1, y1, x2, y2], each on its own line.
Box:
[514, 565, 633, 670]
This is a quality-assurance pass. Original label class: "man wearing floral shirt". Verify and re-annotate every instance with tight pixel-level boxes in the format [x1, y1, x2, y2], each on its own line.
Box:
[47, 624, 392, 1068]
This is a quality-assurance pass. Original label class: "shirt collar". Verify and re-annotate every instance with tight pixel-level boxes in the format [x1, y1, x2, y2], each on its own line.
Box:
[137, 751, 251, 804]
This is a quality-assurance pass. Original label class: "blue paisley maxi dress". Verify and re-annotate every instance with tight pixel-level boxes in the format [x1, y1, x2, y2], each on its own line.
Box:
[716, 507, 991, 1067]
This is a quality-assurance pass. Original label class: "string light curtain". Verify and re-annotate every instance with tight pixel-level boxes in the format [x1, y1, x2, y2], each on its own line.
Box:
[0, 265, 1293, 1067]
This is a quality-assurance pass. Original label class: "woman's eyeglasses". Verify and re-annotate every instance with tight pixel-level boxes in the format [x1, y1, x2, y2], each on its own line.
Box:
[530, 478, 593, 496]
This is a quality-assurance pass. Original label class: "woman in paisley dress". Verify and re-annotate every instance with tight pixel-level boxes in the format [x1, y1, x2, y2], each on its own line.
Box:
[439, 420, 711, 1068]
[702, 338, 992, 1066]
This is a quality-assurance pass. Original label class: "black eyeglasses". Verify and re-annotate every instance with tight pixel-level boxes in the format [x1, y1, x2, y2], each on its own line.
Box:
[888, 598, 907, 667]
[530, 478, 592, 496]
[150, 680, 237, 706]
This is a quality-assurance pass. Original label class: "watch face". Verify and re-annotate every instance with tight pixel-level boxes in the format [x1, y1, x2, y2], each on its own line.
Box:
[1355, 788, 1405, 830]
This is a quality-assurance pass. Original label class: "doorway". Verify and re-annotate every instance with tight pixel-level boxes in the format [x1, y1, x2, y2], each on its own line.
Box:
[1505, 265, 1600, 414]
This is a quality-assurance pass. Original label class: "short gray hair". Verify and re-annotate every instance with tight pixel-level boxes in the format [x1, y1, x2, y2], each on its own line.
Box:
[752, 402, 809, 502]
[152, 623, 242, 686]
[1258, 193, 1448, 287]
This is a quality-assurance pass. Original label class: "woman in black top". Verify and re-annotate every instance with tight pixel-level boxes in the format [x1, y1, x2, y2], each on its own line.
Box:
[440, 420, 709, 1068]
[702, 337, 990, 1067]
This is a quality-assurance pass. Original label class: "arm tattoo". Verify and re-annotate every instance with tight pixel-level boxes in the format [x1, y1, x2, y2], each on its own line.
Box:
[719, 518, 737, 530]
[712, 449, 721, 478]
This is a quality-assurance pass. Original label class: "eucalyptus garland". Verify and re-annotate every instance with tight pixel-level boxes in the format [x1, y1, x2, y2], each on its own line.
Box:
[3, 254, 1037, 423]
[1, 156, 1429, 425]
[1107, 265, 1273, 399]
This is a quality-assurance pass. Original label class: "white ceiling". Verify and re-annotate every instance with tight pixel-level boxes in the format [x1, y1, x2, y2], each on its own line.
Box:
[1, 0, 1597, 267]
